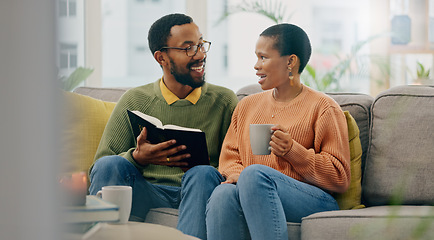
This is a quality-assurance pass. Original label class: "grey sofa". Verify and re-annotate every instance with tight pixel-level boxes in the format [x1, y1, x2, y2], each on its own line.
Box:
[75, 84, 434, 240]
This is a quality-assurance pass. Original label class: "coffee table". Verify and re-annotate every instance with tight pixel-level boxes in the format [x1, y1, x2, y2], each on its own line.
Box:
[82, 221, 200, 240]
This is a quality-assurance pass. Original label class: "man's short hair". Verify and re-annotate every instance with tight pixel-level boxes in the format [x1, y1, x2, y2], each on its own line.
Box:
[148, 13, 193, 54]
[260, 23, 312, 73]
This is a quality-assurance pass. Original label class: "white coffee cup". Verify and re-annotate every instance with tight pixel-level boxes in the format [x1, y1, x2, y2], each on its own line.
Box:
[250, 124, 274, 155]
[97, 185, 132, 224]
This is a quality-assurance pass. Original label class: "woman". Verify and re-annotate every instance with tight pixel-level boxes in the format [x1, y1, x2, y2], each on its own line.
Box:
[205, 23, 351, 240]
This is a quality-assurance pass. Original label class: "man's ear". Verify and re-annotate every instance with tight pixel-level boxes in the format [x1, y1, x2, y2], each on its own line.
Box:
[154, 51, 167, 66]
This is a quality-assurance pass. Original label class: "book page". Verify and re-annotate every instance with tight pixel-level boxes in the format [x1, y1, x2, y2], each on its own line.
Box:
[131, 110, 163, 128]
[163, 124, 202, 132]
[131, 110, 202, 132]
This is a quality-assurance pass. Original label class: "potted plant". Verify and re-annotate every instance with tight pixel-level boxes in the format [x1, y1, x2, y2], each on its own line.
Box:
[414, 62, 431, 85]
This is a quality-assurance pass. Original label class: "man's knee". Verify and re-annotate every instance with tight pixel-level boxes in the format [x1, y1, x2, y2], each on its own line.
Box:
[89, 156, 135, 194]
[182, 165, 222, 182]
[91, 155, 130, 173]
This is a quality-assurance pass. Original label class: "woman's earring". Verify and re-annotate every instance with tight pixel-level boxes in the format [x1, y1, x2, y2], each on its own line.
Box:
[288, 67, 294, 86]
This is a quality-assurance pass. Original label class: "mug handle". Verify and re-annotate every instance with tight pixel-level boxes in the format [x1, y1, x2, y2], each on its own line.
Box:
[96, 190, 102, 198]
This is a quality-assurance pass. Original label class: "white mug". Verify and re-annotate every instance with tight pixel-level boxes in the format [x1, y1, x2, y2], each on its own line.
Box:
[97, 185, 132, 224]
[250, 124, 274, 155]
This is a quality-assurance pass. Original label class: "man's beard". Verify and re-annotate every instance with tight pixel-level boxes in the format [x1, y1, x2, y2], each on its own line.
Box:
[170, 59, 206, 88]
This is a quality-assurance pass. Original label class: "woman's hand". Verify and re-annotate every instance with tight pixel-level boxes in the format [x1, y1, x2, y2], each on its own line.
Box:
[221, 174, 239, 184]
[270, 125, 294, 157]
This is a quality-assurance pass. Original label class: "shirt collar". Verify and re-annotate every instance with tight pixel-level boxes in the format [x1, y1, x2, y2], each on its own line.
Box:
[159, 78, 202, 105]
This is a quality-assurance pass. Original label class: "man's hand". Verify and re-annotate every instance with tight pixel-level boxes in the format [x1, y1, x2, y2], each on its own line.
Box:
[270, 125, 294, 157]
[132, 127, 190, 167]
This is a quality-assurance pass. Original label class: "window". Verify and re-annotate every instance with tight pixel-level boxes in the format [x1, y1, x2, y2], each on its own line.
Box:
[82, 0, 374, 93]
[59, 43, 78, 70]
[75, 0, 432, 95]
[57, 0, 85, 80]
[101, 0, 186, 87]
[59, 0, 77, 17]
[206, 0, 371, 93]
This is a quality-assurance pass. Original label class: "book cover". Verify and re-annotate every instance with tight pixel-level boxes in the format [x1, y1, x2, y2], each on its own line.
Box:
[64, 195, 119, 224]
[127, 110, 210, 168]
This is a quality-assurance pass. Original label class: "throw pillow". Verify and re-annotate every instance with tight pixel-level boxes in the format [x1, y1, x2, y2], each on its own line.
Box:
[333, 111, 365, 210]
[61, 91, 116, 176]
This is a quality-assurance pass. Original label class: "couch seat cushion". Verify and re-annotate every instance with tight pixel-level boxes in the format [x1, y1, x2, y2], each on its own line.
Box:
[301, 206, 434, 240]
[145, 208, 301, 240]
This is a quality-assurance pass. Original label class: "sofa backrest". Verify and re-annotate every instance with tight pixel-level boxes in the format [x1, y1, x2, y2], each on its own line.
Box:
[74, 87, 129, 102]
[362, 85, 434, 206]
[236, 84, 374, 175]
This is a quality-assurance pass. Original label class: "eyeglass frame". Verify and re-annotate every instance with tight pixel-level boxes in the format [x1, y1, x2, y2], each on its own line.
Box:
[158, 40, 211, 57]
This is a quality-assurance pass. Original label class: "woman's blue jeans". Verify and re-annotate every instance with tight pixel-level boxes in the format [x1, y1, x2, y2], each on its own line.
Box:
[88, 155, 223, 240]
[206, 164, 339, 240]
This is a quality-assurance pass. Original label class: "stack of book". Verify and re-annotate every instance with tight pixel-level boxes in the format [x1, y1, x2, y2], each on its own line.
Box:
[63, 195, 119, 239]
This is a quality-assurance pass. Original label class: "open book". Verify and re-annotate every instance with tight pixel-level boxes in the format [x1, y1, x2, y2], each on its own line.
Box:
[127, 110, 210, 168]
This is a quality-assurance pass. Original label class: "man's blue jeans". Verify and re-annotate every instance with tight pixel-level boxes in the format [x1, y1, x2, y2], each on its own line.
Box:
[206, 164, 340, 240]
[89, 156, 223, 240]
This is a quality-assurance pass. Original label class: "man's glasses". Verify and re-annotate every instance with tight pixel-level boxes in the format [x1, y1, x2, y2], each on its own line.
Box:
[159, 41, 211, 57]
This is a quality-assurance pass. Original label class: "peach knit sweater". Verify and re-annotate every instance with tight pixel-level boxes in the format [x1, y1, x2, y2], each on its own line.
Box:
[219, 86, 351, 193]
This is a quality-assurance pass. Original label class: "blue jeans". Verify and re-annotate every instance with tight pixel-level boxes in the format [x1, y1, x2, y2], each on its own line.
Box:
[206, 164, 339, 240]
[89, 156, 223, 240]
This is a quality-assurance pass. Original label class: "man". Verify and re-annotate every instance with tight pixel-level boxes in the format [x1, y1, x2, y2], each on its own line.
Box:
[88, 13, 238, 239]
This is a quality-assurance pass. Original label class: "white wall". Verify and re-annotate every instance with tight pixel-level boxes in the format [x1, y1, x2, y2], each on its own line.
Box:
[0, 1, 60, 239]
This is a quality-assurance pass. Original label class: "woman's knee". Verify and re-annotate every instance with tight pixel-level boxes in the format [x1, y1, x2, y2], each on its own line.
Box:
[238, 164, 273, 184]
[208, 184, 237, 205]
[206, 184, 238, 213]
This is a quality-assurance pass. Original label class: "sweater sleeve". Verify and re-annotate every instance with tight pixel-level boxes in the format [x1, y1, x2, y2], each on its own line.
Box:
[284, 106, 351, 193]
[218, 105, 245, 179]
[92, 93, 145, 172]
[217, 91, 239, 162]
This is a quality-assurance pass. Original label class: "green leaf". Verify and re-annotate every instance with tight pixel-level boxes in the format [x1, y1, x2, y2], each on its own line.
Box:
[416, 62, 430, 79]
[60, 67, 94, 91]
[214, 0, 293, 26]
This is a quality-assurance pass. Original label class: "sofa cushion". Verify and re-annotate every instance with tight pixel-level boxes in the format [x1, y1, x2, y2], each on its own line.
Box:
[236, 84, 263, 101]
[326, 93, 374, 174]
[301, 205, 434, 240]
[145, 208, 301, 240]
[362, 85, 434, 206]
[61, 91, 116, 176]
[145, 208, 179, 229]
[333, 111, 364, 210]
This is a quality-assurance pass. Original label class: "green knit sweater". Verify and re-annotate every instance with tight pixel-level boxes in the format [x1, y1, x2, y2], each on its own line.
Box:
[93, 80, 238, 186]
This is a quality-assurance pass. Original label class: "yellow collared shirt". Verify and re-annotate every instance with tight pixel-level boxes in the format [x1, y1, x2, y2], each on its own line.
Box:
[159, 78, 201, 105]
